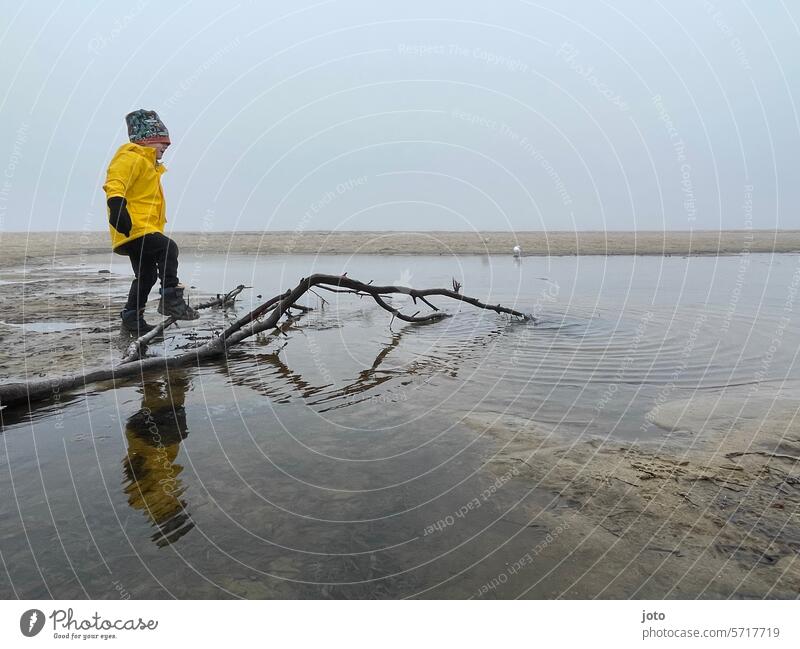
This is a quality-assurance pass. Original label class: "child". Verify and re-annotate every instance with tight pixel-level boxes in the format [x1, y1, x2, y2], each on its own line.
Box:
[103, 109, 198, 334]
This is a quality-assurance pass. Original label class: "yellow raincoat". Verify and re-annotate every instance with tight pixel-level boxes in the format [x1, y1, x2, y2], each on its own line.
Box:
[103, 142, 167, 249]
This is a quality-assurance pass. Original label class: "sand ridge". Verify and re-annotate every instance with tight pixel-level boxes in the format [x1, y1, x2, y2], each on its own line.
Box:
[2, 230, 799, 268]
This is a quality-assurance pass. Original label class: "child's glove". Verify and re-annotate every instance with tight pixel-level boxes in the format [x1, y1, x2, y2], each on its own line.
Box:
[107, 196, 132, 237]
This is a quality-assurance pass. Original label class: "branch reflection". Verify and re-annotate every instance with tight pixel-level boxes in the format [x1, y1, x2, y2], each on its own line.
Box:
[221, 319, 506, 412]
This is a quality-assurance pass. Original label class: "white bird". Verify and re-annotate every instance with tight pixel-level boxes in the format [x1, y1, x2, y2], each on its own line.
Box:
[512, 245, 521, 258]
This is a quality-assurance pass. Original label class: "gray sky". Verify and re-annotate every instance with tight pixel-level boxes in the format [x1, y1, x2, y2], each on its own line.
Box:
[0, 0, 798, 232]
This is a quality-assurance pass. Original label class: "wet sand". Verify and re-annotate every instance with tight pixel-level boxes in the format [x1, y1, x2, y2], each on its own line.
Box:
[466, 385, 800, 597]
[2, 229, 799, 268]
[0, 259, 141, 383]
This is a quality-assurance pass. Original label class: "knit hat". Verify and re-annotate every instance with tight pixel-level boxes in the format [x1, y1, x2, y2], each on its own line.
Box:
[125, 109, 171, 145]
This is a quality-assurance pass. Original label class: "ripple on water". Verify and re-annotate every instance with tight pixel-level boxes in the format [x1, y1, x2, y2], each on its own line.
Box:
[214, 297, 792, 436]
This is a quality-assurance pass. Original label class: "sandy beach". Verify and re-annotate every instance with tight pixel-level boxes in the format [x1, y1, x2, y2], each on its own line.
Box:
[1, 230, 799, 268]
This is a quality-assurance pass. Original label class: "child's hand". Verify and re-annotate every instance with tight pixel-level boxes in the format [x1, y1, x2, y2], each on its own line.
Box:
[107, 196, 132, 237]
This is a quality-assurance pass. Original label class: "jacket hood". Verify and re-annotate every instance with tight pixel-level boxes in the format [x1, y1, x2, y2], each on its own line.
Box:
[116, 142, 167, 170]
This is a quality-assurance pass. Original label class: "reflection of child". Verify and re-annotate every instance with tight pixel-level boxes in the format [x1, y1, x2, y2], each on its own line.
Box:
[103, 109, 198, 335]
[122, 373, 194, 547]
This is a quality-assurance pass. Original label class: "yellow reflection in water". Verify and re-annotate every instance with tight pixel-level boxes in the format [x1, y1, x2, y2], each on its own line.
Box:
[122, 370, 194, 547]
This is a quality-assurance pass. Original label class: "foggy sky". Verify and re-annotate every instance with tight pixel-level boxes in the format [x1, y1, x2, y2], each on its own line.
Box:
[0, 0, 798, 232]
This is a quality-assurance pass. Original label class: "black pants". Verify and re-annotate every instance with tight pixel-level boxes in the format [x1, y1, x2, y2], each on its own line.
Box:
[116, 233, 180, 312]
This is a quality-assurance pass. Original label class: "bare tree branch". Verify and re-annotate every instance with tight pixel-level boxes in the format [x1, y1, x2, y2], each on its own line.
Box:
[0, 274, 532, 409]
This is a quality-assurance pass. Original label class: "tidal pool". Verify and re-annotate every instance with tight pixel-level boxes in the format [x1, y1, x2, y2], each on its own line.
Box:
[1, 252, 798, 598]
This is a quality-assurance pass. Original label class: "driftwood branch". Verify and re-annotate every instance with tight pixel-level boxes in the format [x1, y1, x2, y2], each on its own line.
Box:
[0, 274, 532, 409]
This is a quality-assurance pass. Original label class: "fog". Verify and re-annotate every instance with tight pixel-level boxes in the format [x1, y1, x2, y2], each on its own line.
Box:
[0, 0, 798, 232]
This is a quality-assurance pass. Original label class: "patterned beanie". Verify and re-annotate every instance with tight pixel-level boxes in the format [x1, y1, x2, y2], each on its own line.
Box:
[125, 109, 171, 145]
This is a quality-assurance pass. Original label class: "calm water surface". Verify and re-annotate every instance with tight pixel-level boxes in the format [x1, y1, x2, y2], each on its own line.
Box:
[1, 253, 798, 597]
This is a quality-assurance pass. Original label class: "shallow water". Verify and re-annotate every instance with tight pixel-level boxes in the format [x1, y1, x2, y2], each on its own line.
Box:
[1, 252, 798, 598]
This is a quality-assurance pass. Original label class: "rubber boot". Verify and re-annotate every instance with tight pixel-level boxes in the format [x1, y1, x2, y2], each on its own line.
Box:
[157, 285, 199, 320]
[121, 309, 156, 336]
